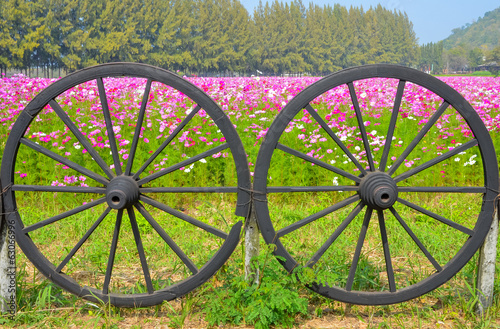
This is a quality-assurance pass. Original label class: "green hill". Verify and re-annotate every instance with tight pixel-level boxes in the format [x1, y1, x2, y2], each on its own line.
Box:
[443, 7, 500, 50]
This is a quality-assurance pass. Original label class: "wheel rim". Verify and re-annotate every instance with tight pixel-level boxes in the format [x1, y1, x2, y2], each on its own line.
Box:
[1, 63, 250, 307]
[253, 64, 498, 305]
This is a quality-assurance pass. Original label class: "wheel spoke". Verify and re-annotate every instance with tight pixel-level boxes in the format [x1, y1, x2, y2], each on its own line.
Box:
[127, 207, 154, 294]
[56, 207, 111, 272]
[397, 197, 474, 236]
[347, 82, 375, 171]
[103, 209, 123, 295]
[49, 100, 114, 179]
[22, 197, 106, 233]
[377, 210, 396, 292]
[140, 186, 239, 193]
[278, 194, 359, 237]
[305, 104, 367, 175]
[394, 139, 478, 183]
[398, 186, 486, 193]
[133, 104, 201, 179]
[139, 195, 227, 239]
[379, 80, 406, 171]
[137, 143, 229, 186]
[97, 78, 122, 175]
[134, 203, 199, 274]
[125, 78, 152, 176]
[6, 62, 254, 307]
[20, 138, 110, 185]
[307, 202, 365, 267]
[13, 185, 106, 194]
[267, 186, 358, 193]
[346, 208, 372, 291]
[276, 143, 361, 183]
[389, 207, 442, 272]
[251, 63, 499, 305]
[388, 101, 449, 175]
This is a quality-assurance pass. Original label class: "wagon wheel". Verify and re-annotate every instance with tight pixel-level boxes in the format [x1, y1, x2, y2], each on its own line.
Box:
[1, 63, 251, 307]
[253, 64, 498, 305]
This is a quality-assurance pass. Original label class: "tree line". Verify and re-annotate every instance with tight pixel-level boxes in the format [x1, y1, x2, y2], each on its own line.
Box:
[0, 0, 422, 77]
[419, 40, 500, 75]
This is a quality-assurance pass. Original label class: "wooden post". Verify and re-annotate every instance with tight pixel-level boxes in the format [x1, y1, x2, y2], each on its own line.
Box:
[0, 179, 16, 316]
[476, 200, 499, 314]
[244, 188, 260, 285]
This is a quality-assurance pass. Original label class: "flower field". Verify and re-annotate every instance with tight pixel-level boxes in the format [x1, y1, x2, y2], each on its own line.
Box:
[1, 74, 499, 183]
[0, 71, 499, 316]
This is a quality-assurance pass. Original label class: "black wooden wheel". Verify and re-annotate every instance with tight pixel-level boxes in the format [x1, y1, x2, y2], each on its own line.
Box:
[253, 64, 498, 305]
[1, 63, 251, 307]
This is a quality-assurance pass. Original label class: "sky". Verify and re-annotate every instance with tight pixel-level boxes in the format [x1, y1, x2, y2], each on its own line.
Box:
[240, 0, 499, 45]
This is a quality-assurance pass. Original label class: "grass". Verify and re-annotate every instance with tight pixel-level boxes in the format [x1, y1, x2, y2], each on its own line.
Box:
[434, 71, 495, 77]
[2, 240, 499, 328]
[0, 75, 499, 327]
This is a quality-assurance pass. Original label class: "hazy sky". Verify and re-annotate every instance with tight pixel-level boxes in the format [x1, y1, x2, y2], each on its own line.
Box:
[240, 0, 499, 45]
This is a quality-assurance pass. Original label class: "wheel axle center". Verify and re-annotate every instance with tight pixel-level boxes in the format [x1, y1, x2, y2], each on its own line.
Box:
[358, 171, 398, 210]
[106, 176, 140, 210]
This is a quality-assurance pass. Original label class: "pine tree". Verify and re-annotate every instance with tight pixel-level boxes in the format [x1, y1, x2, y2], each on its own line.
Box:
[218, 0, 252, 73]
[394, 11, 419, 66]
[152, 0, 195, 70]
[192, 0, 225, 72]
[63, 0, 102, 70]
[0, 3, 15, 74]
[5, 0, 46, 73]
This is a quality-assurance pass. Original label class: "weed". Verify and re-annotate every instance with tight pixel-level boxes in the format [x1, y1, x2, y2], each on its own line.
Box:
[164, 292, 200, 328]
[202, 245, 308, 328]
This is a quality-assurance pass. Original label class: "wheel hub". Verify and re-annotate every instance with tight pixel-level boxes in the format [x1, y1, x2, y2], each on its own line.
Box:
[106, 176, 140, 210]
[358, 171, 398, 210]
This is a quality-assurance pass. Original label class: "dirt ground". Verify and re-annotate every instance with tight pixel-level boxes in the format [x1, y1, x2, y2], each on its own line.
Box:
[66, 297, 499, 329]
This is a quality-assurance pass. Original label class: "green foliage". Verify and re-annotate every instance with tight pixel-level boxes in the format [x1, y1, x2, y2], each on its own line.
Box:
[0, 0, 421, 75]
[419, 41, 444, 73]
[468, 47, 484, 68]
[486, 45, 500, 76]
[469, 70, 494, 76]
[252, 2, 419, 74]
[489, 44, 500, 62]
[203, 248, 308, 328]
[446, 44, 469, 71]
